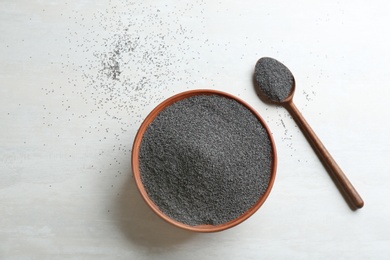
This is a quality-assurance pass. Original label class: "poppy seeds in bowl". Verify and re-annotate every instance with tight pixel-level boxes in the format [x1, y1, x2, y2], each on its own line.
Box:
[138, 94, 273, 226]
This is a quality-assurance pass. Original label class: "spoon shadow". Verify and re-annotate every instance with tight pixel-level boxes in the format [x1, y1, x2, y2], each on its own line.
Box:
[113, 173, 195, 249]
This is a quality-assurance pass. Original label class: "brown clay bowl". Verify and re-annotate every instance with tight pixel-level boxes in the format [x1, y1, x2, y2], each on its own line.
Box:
[131, 89, 277, 232]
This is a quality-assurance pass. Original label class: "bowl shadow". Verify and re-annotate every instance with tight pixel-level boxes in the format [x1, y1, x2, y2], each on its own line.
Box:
[113, 173, 196, 248]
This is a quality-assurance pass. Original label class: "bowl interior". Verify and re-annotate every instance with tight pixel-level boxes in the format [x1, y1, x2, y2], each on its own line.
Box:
[131, 89, 277, 232]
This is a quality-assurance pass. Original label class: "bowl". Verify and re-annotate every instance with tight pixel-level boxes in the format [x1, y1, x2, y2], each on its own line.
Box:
[132, 89, 277, 232]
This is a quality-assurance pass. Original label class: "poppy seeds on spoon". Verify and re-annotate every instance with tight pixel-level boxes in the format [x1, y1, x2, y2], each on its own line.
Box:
[255, 57, 294, 102]
[138, 94, 273, 226]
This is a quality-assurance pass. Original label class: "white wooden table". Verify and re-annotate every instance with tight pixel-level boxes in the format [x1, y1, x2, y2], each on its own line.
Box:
[1, 1, 389, 259]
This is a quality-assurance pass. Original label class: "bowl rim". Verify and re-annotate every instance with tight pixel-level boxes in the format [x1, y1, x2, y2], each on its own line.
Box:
[131, 89, 277, 232]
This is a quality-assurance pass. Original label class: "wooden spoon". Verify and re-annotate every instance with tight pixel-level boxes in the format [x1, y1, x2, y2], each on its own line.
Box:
[254, 57, 364, 209]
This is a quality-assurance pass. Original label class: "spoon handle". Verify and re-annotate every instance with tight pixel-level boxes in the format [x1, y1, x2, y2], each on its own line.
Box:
[285, 101, 364, 209]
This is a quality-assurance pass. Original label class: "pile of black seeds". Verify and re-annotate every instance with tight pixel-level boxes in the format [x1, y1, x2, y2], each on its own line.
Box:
[254, 57, 294, 102]
[138, 94, 273, 226]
